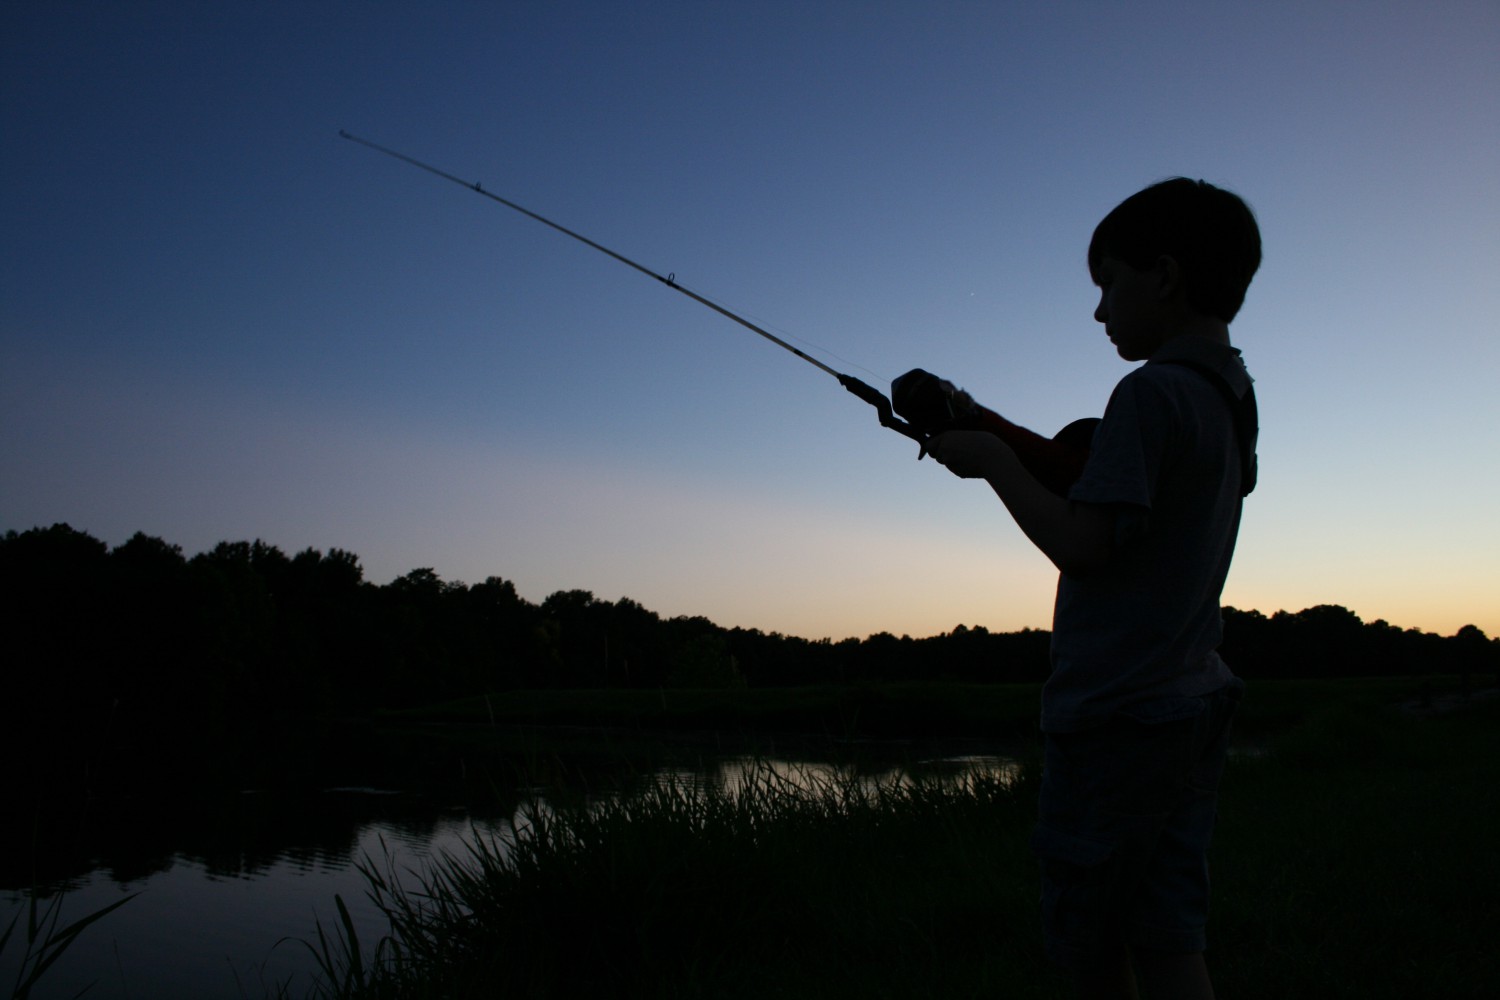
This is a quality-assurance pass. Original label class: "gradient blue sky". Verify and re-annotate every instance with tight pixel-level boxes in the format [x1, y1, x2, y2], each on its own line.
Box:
[4, 1, 1496, 640]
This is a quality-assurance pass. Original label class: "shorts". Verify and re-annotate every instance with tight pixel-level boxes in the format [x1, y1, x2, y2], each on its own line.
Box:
[1030, 680, 1242, 969]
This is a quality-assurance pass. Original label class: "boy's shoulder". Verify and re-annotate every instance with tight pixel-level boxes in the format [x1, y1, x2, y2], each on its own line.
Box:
[1137, 337, 1258, 495]
[1143, 337, 1252, 396]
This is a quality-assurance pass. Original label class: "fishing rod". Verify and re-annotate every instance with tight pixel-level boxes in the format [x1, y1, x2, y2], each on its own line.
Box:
[338, 130, 1094, 492]
[338, 130, 920, 440]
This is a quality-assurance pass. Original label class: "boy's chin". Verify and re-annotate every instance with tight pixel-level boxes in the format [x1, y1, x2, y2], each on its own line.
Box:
[1110, 334, 1161, 362]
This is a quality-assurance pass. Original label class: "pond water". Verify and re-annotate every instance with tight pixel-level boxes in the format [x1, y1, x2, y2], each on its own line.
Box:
[1, 733, 1021, 999]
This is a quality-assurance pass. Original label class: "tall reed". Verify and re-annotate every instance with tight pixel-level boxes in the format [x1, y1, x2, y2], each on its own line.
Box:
[3, 889, 136, 999]
[300, 757, 1047, 999]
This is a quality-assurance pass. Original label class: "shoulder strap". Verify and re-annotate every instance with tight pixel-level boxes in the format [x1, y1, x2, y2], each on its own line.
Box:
[1154, 359, 1258, 497]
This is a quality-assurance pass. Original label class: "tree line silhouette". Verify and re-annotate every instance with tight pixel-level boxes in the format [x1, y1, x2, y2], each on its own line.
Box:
[5, 523, 1495, 748]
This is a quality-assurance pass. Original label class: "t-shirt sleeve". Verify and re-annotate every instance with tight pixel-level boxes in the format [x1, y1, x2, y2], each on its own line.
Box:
[1067, 373, 1173, 543]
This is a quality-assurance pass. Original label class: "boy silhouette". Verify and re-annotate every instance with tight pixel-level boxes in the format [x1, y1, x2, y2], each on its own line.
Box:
[927, 178, 1260, 1000]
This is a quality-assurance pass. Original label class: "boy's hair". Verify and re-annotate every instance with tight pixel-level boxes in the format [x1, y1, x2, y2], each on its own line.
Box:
[1088, 178, 1262, 323]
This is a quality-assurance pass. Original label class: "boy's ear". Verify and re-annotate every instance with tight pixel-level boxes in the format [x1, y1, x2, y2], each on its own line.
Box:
[1154, 255, 1185, 300]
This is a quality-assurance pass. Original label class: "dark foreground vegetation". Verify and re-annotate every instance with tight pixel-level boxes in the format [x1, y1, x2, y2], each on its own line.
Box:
[296, 679, 1498, 999]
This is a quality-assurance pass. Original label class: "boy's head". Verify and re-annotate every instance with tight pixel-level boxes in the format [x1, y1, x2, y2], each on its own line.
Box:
[1088, 178, 1261, 323]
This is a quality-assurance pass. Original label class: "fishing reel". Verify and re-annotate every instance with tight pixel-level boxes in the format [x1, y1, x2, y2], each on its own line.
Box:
[890, 368, 981, 437]
[885, 368, 1098, 495]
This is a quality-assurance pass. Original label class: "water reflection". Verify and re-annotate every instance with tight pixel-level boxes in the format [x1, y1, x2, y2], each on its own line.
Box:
[1, 735, 1020, 999]
[1, 800, 517, 1000]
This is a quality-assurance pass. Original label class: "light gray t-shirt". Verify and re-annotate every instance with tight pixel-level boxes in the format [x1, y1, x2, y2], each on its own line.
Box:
[1042, 337, 1252, 732]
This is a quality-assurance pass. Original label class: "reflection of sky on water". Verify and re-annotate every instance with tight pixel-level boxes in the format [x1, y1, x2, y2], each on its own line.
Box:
[1, 752, 1012, 998]
[0, 814, 516, 1000]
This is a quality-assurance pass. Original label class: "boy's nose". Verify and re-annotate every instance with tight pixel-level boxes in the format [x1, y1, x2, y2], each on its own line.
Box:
[1094, 299, 1108, 323]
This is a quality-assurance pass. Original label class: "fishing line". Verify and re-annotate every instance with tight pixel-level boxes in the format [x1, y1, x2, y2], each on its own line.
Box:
[683, 287, 888, 384]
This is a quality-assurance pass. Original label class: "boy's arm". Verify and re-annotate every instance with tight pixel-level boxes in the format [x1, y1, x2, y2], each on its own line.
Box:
[925, 429, 1116, 578]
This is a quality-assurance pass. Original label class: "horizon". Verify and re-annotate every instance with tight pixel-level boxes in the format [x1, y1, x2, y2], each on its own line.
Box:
[5, 521, 1486, 644]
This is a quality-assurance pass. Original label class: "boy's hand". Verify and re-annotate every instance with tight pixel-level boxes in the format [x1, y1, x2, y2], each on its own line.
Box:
[928, 428, 1115, 577]
[925, 430, 1014, 480]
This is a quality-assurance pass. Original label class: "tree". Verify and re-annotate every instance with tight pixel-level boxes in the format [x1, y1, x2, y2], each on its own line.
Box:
[1451, 624, 1495, 691]
[666, 632, 745, 690]
[1, 524, 114, 745]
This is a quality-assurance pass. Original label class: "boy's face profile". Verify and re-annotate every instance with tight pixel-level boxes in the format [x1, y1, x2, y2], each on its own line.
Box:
[1091, 254, 1176, 362]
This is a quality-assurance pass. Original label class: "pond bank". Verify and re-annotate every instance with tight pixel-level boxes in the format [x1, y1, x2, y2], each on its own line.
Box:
[304, 686, 1500, 998]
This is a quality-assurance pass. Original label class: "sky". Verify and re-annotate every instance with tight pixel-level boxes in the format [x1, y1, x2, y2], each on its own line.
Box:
[3, 1, 1497, 641]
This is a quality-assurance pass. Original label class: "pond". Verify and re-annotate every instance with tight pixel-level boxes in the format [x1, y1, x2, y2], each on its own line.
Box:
[1, 728, 1022, 999]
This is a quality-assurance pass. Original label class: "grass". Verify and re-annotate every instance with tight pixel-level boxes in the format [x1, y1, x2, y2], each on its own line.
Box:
[302, 760, 1051, 999]
[302, 677, 1498, 998]
[1210, 690, 1500, 997]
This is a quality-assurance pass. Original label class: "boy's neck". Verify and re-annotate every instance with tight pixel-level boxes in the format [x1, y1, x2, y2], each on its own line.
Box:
[1162, 315, 1232, 349]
